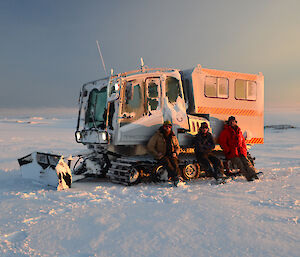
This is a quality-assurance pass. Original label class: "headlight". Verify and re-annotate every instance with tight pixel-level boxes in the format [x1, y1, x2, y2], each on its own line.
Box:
[101, 132, 107, 141]
[75, 131, 82, 142]
[114, 83, 120, 91]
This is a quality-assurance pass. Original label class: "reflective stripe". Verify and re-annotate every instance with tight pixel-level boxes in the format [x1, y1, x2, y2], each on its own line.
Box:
[245, 138, 264, 144]
[180, 148, 195, 154]
[180, 137, 263, 154]
[197, 106, 262, 116]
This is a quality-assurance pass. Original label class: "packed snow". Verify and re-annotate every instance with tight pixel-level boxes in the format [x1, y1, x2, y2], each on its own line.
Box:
[0, 109, 299, 257]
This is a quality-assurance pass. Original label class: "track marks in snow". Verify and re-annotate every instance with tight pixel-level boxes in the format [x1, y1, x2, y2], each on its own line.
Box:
[67, 182, 192, 205]
[18, 192, 39, 200]
[22, 217, 41, 224]
[0, 230, 27, 243]
[258, 214, 299, 225]
[0, 230, 30, 257]
[251, 199, 300, 210]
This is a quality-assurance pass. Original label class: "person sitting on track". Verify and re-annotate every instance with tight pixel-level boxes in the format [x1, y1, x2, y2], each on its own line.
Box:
[219, 116, 259, 181]
[194, 122, 225, 184]
[147, 120, 184, 186]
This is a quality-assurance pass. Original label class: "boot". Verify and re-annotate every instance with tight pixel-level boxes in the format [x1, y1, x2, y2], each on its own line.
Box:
[173, 176, 185, 187]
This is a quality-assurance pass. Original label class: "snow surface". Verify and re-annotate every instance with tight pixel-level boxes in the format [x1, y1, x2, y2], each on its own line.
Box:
[0, 111, 299, 257]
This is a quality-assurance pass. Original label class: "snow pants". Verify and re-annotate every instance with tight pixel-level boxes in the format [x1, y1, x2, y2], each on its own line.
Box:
[196, 153, 224, 180]
[231, 156, 257, 181]
[158, 156, 181, 181]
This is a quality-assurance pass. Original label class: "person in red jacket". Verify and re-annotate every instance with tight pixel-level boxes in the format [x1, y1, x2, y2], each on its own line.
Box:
[219, 116, 258, 181]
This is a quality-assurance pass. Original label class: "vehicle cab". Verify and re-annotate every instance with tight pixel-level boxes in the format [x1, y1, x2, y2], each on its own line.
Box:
[75, 67, 189, 155]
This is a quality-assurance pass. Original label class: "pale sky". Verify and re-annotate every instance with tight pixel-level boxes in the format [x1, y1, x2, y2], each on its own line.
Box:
[0, 0, 299, 109]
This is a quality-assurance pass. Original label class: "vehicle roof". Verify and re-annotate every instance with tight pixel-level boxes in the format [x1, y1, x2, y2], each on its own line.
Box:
[111, 67, 180, 79]
[192, 65, 263, 81]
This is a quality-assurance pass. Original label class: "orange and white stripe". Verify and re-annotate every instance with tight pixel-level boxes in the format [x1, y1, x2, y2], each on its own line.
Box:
[197, 107, 262, 117]
[245, 138, 264, 144]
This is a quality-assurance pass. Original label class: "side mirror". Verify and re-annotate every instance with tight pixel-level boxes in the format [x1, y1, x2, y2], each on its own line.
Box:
[107, 81, 120, 102]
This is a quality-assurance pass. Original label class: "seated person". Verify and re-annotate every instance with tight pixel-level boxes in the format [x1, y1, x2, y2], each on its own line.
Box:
[219, 116, 258, 181]
[147, 120, 184, 186]
[194, 122, 225, 183]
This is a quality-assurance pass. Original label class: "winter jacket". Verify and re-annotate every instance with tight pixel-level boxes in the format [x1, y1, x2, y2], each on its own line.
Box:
[147, 127, 180, 159]
[218, 124, 247, 159]
[193, 131, 215, 155]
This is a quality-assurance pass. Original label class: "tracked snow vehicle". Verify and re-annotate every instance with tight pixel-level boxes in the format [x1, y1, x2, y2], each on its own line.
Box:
[72, 63, 264, 185]
[18, 62, 264, 188]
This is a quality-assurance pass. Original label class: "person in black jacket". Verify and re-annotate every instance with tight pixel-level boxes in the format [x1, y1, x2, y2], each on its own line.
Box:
[194, 122, 225, 183]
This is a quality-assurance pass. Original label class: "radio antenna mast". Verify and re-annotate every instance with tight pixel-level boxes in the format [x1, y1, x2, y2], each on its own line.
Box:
[96, 40, 107, 76]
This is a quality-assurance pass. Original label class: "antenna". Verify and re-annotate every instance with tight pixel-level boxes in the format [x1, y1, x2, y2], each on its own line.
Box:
[96, 40, 107, 75]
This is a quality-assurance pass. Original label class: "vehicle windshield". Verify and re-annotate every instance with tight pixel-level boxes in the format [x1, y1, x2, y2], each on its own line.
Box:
[85, 87, 107, 129]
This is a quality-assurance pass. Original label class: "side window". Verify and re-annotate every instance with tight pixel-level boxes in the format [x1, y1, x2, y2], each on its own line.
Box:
[166, 77, 182, 103]
[247, 81, 257, 100]
[235, 79, 257, 101]
[235, 79, 246, 99]
[146, 78, 160, 111]
[218, 78, 229, 98]
[205, 77, 217, 97]
[121, 80, 145, 122]
[205, 76, 228, 98]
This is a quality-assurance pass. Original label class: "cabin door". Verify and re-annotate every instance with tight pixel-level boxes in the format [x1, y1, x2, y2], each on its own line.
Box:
[116, 77, 163, 145]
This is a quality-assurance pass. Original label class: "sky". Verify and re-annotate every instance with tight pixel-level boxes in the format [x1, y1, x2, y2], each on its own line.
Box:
[0, 0, 299, 110]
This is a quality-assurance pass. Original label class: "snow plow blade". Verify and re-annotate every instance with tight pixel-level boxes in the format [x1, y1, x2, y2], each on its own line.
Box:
[18, 152, 72, 190]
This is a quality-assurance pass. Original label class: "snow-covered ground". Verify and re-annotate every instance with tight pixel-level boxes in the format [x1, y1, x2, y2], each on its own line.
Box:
[0, 110, 299, 257]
